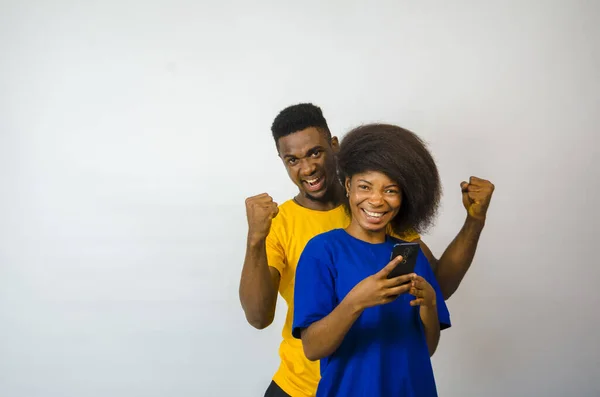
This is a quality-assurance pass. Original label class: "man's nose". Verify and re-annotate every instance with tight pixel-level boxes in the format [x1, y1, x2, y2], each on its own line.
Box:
[299, 158, 317, 176]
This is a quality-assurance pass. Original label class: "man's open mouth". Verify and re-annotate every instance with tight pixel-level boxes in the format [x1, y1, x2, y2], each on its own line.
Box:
[303, 176, 325, 192]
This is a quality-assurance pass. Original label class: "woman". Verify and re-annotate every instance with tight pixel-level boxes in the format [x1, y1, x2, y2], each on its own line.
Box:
[292, 124, 450, 397]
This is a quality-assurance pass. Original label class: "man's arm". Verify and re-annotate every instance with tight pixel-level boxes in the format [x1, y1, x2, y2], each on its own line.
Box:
[417, 217, 485, 300]
[239, 237, 280, 329]
[238, 193, 281, 329]
[417, 177, 495, 300]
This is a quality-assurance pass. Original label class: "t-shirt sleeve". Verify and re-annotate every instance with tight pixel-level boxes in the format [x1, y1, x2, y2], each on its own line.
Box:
[416, 250, 451, 330]
[265, 227, 286, 276]
[388, 226, 421, 242]
[292, 238, 336, 339]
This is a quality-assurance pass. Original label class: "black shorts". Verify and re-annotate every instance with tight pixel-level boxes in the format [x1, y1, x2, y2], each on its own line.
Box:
[264, 380, 291, 397]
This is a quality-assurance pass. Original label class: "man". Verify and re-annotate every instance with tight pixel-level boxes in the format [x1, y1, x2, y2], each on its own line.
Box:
[239, 103, 495, 397]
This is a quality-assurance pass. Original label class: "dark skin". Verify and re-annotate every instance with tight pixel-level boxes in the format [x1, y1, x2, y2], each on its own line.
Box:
[278, 127, 344, 211]
[239, 127, 342, 329]
[419, 176, 495, 298]
[299, 171, 440, 361]
[239, 127, 494, 329]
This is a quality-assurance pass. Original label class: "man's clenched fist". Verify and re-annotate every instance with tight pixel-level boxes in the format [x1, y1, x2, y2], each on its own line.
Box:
[460, 176, 495, 221]
[245, 193, 279, 241]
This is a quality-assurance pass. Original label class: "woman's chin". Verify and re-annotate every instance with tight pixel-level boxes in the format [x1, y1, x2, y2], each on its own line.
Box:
[359, 220, 389, 234]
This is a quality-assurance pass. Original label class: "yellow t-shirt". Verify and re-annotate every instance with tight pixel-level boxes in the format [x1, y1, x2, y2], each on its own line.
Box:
[266, 200, 420, 397]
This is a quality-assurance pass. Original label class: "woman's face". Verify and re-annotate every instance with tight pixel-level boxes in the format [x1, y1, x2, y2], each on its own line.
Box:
[345, 171, 402, 233]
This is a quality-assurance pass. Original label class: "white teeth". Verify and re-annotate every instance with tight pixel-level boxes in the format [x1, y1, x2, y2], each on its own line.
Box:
[306, 177, 320, 184]
[363, 209, 384, 218]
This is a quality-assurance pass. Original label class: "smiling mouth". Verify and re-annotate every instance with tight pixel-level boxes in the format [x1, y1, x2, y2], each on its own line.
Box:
[362, 208, 387, 220]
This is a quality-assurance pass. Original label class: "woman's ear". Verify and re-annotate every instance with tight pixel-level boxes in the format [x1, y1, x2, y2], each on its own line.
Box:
[344, 177, 351, 198]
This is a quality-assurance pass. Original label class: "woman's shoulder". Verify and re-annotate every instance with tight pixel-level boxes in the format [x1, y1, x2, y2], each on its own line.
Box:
[305, 228, 346, 248]
[301, 228, 348, 261]
[387, 234, 409, 245]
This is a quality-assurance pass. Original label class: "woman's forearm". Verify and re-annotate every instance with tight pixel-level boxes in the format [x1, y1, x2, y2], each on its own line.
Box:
[301, 297, 363, 361]
[420, 305, 440, 356]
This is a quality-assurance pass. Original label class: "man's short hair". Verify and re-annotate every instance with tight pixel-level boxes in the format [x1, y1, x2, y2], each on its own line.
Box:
[271, 103, 331, 144]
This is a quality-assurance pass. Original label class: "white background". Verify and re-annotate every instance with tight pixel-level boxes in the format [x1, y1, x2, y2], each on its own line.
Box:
[1, 1, 599, 396]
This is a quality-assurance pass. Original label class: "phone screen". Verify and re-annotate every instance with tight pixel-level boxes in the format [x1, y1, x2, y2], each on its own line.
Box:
[387, 242, 420, 279]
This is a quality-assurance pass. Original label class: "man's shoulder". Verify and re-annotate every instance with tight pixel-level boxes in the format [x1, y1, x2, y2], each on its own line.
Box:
[271, 199, 300, 221]
[388, 226, 421, 242]
[275, 199, 299, 215]
[268, 199, 296, 230]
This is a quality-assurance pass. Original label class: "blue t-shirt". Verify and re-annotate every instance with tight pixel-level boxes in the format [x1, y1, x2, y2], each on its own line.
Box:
[292, 229, 451, 397]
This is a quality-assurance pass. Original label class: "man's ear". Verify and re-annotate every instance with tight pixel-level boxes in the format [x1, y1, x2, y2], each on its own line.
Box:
[275, 141, 282, 158]
[330, 136, 340, 153]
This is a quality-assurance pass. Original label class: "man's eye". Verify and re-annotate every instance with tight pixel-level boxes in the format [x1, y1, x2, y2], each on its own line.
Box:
[310, 150, 322, 158]
[358, 185, 369, 190]
[385, 189, 399, 194]
[288, 158, 297, 165]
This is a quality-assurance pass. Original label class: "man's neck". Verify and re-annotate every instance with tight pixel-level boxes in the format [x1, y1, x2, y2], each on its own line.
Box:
[294, 183, 344, 211]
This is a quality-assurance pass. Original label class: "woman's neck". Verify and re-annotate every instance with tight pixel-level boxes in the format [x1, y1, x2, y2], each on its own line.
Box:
[345, 220, 387, 244]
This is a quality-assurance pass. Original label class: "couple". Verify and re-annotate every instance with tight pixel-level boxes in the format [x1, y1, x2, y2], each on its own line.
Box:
[239, 104, 495, 397]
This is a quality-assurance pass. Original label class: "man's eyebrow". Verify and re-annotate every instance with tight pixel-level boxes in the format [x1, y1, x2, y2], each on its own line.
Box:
[282, 146, 325, 159]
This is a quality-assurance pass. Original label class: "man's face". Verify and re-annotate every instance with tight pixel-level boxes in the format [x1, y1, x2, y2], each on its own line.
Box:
[277, 127, 339, 202]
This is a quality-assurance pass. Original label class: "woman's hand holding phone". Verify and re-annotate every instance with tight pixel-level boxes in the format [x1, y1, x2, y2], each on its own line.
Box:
[346, 256, 416, 311]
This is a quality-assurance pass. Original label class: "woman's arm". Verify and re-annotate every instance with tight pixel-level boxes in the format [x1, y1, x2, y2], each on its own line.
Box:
[420, 305, 440, 356]
[299, 259, 414, 361]
[410, 276, 441, 356]
[300, 296, 363, 361]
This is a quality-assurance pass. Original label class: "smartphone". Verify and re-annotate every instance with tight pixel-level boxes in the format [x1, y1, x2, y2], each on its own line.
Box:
[387, 242, 420, 279]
